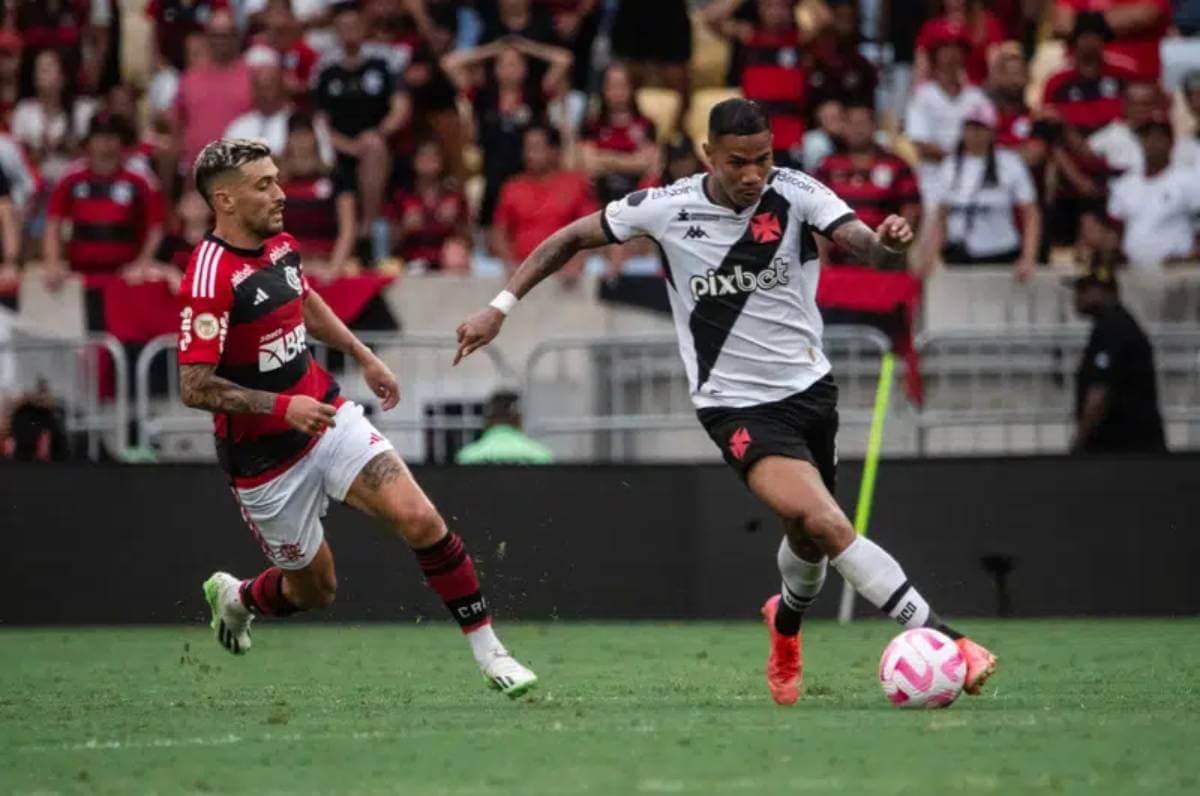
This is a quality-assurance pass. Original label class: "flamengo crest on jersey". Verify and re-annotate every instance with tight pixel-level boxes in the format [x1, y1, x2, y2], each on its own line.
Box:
[601, 169, 856, 409]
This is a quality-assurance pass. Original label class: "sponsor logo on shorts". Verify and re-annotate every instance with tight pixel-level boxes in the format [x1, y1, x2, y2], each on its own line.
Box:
[729, 426, 752, 461]
[274, 543, 305, 564]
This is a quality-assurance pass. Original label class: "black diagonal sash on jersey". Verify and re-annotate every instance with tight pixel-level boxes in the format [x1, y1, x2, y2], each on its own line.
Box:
[689, 188, 791, 389]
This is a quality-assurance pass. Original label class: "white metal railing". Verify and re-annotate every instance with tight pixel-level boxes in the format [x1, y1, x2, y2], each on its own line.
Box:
[134, 332, 514, 462]
[914, 325, 1200, 454]
[521, 326, 896, 460]
[0, 333, 129, 459]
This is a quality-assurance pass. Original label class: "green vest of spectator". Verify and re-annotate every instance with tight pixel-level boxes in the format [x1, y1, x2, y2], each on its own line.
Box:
[455, 424, 554, 465]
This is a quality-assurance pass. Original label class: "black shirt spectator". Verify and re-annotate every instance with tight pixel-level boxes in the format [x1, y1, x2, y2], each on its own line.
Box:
[1072, 266, 1165, 453]
[315, 55, 398, 140]
[146, 0, 223, 72]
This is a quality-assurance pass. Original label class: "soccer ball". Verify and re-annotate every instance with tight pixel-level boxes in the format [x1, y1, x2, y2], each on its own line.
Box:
[878, 628, 966, 709]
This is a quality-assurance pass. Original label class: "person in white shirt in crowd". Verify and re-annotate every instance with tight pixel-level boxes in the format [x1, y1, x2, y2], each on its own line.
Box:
[1088, 80, 1161, 175]
[925, 102, 1041, 280]
[225, 45, 333, 163]
[11, 50, 96, 188]
[1106, 114, 1200, 268]
[1172, 70, 1200, 168]
[801, 99, 845, 172]
[904, 30, 992, 203]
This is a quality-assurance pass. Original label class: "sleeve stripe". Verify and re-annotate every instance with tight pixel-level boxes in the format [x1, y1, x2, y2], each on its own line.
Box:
[819, 212, 857, 240]
[192, 241, 211, 298]
[600, 205, 621, 244]
[207, 245, 220, 298]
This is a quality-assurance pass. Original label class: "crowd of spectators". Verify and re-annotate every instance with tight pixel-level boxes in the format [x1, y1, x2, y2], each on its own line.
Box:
[0, 0, 1194, 294]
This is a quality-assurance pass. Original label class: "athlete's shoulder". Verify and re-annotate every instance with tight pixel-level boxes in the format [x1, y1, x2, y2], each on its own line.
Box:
[184, 237, 238, 300]
[265, 232, 300, 262]
[768, 167, 836, 198]
[627, 174, 702, 207]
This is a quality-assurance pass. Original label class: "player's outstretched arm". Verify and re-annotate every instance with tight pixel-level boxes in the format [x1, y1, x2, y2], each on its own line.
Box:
[302, 291, 400, 410]
[830, 215, 914, 270]
[180, 363, 338, 435]
[454, 211, 610, 364]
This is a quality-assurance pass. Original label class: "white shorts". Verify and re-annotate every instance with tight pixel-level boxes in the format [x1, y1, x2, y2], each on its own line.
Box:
[233, 401, 394, 570]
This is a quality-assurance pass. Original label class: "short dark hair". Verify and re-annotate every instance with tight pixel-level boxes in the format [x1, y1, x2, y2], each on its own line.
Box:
[331, 0, 360, 17]
[843, 101, 875, 116]
[193, 138, 273, 204]
[708, 98, 770, 139]
[484, 390, 521, 422]
[525, 124, 562, 149]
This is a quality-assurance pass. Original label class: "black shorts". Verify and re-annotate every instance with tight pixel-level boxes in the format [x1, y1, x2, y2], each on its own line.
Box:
[697, 375, 839, 491]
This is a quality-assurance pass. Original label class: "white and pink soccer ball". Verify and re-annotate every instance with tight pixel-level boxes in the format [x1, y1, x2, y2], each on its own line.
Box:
[879, 628, 966, 709]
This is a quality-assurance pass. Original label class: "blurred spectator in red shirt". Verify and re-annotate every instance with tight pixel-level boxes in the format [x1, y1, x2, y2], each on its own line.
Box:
[255, 0, 319, 102]
[43, 114, 165, 290]
[147, 0, 228, 72]
[1043, 12, 1139, 136]
[442, 37, 571, 226]
[806, 0, 878, 112]
[172, 8, 253, 181]
[279, 114, 356, 277]
[391, 139, 469, 273]
[1053, 0, 1171, 80]
[705, 0, 808, 167]
[0, 30, 21, 128]
[988, 43, 1034, 151]
[155, 188, 212, 271]
[12, 50, 96, 186]
[579, 63, 657, 205]
[491, 124, 596, 277]
[916, 0, 1005, 86]
[12, 0, 111, 96]
[816, 103, 921, 268]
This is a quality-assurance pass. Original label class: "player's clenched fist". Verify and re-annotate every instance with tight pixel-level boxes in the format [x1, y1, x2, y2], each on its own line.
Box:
[877, 214, 914, 251]
[453, 307, 505, 365]
[284, 394, 338, 435]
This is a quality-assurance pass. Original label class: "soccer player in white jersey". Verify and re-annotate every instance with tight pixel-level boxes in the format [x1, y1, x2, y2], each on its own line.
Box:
[455, 99, 997, 705]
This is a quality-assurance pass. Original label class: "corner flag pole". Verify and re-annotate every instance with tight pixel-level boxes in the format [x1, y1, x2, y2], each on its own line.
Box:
[837, 352, 895, 625]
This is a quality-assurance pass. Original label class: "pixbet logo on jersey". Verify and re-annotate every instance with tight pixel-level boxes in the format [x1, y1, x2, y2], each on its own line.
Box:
[258, 324, 307, 372]
[688, 256, 791, 301]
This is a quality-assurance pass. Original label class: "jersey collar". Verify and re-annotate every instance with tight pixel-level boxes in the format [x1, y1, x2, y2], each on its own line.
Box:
[205, 231, 265, 259]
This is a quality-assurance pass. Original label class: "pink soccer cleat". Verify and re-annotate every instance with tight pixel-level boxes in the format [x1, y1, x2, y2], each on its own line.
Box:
[955, 637, 997, 695]
[761, 595, 803, 705]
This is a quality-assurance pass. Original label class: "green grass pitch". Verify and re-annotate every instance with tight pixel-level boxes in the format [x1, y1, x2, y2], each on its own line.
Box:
[2, 619, 1198, 794]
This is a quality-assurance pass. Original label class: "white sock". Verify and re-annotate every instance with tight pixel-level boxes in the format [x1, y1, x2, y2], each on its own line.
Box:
[831, 537, 931, 628]
[777, 538, 826, 613]
[466, 623, 506, 666]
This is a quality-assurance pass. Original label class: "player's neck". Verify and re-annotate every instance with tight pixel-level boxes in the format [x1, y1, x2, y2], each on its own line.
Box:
[702, 174, 751, 213]
[211, 222, 266, 255]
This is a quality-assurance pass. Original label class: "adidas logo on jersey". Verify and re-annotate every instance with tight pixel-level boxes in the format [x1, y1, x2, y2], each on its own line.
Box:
[683, 226, 708, 240]
[254, 288, 270, 306]
[689, 257, 791, 301]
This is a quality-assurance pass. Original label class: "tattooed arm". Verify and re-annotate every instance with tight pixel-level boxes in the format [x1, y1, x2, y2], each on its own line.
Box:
[829, 214, 915, 270]
[454, 212, 611, 363]
[179, 363, 338, 435]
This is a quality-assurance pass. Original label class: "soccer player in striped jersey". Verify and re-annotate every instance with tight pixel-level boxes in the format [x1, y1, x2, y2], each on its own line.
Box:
[180, 139, 536, 697]
[455, 99, 997, 705]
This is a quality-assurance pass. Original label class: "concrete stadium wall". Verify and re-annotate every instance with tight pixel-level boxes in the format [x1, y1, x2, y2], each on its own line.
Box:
[2, 456, 1197, 625]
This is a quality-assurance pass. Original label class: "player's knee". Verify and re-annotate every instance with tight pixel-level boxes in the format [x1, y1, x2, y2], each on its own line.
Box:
[801, 508, 854, 550]
[394, 502, 447, 548]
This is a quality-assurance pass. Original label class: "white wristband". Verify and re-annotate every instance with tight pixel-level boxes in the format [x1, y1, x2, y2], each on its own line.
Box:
[489, 290, 518, 316]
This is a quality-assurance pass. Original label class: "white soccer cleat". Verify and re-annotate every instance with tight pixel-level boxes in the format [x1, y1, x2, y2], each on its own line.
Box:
[481, 651, 538, 698]
[202, 572, 253, 655]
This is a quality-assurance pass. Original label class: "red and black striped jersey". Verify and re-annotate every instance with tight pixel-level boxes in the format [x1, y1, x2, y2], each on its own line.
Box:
[1042, 62, 1138, 136]
[177, 232, 341, 486]
[816, 149, 919, 266]
[47, 163, 165, 274]
[739, 29, 807, 151]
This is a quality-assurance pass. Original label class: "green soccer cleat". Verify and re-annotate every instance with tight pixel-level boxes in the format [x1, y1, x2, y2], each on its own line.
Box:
[481, 651, 538, 698]
[203, 572, 253, 655]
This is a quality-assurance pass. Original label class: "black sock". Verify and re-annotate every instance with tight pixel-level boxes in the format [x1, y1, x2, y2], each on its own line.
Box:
[774, 588, 811, 636]
[924, 612, 963, 640]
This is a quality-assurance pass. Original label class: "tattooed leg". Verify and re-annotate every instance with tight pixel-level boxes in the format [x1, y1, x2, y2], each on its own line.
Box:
[344, 451, 447, 548]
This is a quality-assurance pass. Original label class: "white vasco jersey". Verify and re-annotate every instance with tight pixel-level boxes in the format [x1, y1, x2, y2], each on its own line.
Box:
[601, 168, 855, 409]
